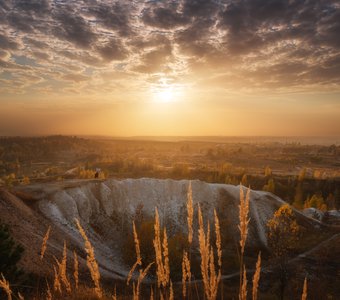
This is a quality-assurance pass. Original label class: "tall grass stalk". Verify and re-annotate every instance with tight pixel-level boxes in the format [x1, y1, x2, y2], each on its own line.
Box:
[132, 262, 154, 300]
[198, 205, 221, 300]
[40, 226, 51, 260]
[238, 185, 250, 298]
[53, 265, 62, 294]
[186, 181, 195, 299]
[182, 250, 191, 298]
[252, 252, 261, 300]
[153, 207, 170, 294]
[187, 181, 194, 245]
[112, 285, 117, 300]
[127, 221, 142, 285]
[60, 241, 71, 293]
[73, 250, 79, 290]
[214, 209, 223, 299]
[301, 277, 307, 300]
[169, 280, 174, 300]
[0, 274, 12, 300]
[18, 292, 24, 300]
[240, 266, 247, 300]
[75, 219, 102, 298]
[150, 287, 154, 300]
[46, 281, 52, 300]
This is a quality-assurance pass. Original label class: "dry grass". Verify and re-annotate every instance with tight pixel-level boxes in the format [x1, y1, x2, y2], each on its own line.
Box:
[18, 293, 25, 300]
[127, 219, 154, 300]
[239, 186, 250, 258]
[75, 219, 102, 298]
[112, 286, 117, 300]
[187, 181, 194, 245]
[150, 287, 154, 300]
[127, 221, 142, 285]
[46, 281, 52, 300]
[214, 209, 222, 270]
[74, 250, 79, 291]
[0, 273, 12, 300]
[60, 241, 72, 293]
[153, 207, 170, 291]
[53, 264, 62, 294]
[198, 204, 221, 300]
[132, 262, 153, 300]
[40, 226, 51, 260]
[252, 252, 261, 300]
[182, 250, 191, 298]
[18, 292, 24, 300]
[169, 280, 174, 300]
[240, 266, 247, 300]
[238, 185, 250, 299]
[301, 277, 307, 300]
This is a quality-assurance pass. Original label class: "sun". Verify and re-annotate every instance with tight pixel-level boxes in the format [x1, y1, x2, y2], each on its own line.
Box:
[150, 78, 186, 104]
[155, 86, 174, 103]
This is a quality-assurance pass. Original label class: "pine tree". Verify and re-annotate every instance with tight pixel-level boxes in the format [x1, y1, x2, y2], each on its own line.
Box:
[0, 221, 24, 282]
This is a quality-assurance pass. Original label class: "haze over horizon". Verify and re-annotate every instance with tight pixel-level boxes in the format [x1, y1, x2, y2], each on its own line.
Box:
[0, 0, 339, 136]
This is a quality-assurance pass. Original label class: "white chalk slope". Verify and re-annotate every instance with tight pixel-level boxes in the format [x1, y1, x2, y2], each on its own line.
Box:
[33, 178, 289, 278]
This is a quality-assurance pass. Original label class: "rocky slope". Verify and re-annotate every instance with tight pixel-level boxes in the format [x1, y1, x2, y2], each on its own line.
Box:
[1, 178, 336, 280]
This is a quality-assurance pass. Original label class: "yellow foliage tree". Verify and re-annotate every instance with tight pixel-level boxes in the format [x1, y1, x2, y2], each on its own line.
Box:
[267, 204, 300, 300]
[304, 194, 327, 211]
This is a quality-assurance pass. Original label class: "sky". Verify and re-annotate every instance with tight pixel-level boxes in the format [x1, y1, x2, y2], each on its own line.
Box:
[0, 0, 339, 137]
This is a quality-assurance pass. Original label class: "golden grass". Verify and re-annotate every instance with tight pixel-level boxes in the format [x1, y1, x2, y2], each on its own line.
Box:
[112, 286, 117, 300]
[150, 287, 154, 300]
[214, 209, 222, 269]
[240, 266, 247, 300]
[60, 241, 72, 293]
[198, 204, 221, 300]
[127, 221, 142, 285]
[18, 292, 24, 300]
[53, 264, 62, 294]
[127, 218, 154, 300]
[153, 207, 170, 291]
[182, 250, 191, 298]
[169, 280, 174, 300]
[40, 226, 51, 260]
[0, 273, 12, 300]
[46, 281, 52, 300]
[238, 185, 250, 299]
[132, 262, 153, 300]
[187, 181, 194, 245]
[74, 250, 79, 291]
[301, 277, 307, 300]
[75, 219, 102, 298]
[239, 186, 250, 258]
[252, 252, 261, 300]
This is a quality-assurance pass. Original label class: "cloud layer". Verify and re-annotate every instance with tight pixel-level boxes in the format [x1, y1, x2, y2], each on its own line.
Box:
[0, 0, 339, 97]
[0, 1, 339, 136]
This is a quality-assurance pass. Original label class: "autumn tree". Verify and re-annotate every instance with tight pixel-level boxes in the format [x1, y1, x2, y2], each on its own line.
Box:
[263, 178, 275, 194]
[264, 166, 272, 177]
[304, 194, 327, 211]
[292, 182, 304, 209]
[267, 204, 300, 300]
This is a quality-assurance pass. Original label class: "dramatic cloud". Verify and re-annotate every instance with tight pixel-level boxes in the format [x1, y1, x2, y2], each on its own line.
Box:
[0, 0, 339, 135]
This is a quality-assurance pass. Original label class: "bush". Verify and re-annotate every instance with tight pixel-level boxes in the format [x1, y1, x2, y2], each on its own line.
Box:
[0, 221, 24, 282]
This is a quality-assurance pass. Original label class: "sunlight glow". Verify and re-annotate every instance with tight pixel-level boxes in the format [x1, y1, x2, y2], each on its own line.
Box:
[151, 78, 185, 104]
[154, 86, 174, 103]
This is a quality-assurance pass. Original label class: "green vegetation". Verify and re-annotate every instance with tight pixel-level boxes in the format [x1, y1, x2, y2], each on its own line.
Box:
[1, 136, 339, 212]
[0, 220, 24, 283]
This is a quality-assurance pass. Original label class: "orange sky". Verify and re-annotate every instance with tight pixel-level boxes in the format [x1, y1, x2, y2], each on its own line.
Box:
[0, 0, 339, 136]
